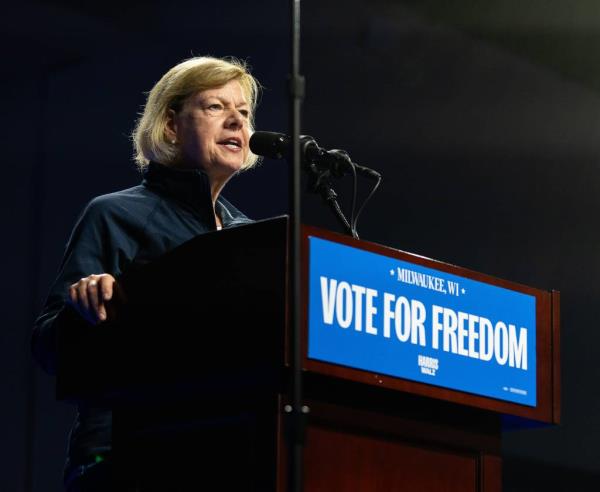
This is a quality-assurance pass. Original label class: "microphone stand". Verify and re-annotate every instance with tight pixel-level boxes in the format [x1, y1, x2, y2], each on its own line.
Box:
[287, 1, 307, 492]
[306, 163, 354, 236]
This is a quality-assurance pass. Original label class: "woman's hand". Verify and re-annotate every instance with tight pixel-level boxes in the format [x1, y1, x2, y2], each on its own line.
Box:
[68, 274, 115, 325]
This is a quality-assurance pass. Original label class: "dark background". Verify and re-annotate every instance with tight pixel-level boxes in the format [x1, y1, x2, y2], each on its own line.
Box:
[2, 0, 599, 490]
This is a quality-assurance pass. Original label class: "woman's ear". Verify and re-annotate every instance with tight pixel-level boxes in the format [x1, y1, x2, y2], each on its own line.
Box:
[165, 109, 178, 143]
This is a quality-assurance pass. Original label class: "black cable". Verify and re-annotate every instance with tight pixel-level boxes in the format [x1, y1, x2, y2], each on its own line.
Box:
[349, 160, 359, 239]
[351, 173, 382, 236]
[303, 144, 381, 240]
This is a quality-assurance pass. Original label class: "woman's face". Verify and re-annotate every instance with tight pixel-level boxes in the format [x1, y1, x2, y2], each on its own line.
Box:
[168, 79, 251, 181]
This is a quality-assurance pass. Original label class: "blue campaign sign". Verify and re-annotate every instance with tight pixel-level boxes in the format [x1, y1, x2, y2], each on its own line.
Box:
[307, 236, 537, 407]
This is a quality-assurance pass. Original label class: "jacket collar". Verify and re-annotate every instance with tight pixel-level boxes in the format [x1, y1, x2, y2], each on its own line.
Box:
[142, 161, 251, 228]
[143, 161, 214, 215]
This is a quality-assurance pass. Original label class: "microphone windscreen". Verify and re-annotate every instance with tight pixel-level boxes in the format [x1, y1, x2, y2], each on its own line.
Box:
[249, 131, 289, 159]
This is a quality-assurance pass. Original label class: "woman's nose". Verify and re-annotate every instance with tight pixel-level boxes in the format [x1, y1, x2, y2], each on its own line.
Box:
[225, 109, 245, 129]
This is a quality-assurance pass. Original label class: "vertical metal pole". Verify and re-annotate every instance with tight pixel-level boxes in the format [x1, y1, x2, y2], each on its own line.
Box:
[288, 0, 305, 491]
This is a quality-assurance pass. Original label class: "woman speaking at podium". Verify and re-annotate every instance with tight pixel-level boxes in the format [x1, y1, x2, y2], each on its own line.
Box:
[32, 56, 261, 491]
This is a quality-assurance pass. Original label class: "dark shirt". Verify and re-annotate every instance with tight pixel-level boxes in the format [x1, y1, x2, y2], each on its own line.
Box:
[31, 161, 252, 477]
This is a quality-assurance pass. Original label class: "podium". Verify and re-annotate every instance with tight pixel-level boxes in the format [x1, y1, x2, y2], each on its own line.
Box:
[57, 216, 560, 491]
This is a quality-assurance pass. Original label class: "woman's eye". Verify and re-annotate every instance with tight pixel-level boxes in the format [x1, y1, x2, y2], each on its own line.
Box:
[239, 109, 250, 118]
[207, 104, 223, 112]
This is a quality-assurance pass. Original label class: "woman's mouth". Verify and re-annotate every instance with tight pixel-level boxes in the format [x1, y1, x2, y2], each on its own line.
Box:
[218, 138, 242, 151]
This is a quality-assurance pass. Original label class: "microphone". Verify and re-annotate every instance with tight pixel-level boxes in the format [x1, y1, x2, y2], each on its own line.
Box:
[249, 131, 381, 180]
[249, 131, 316, 160]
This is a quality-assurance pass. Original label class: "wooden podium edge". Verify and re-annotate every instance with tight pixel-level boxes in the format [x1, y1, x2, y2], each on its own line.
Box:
[552, 290, 561, 424]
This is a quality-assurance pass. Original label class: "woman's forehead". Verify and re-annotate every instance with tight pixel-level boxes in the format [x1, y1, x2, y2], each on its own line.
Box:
[196, 80, 249, 105]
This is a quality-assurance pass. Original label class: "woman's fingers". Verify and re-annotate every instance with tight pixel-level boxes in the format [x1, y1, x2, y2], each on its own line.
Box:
[87, 277, 101, 321]
[97, 275, 115, 321]
[69, 274, 115, 324]
[98, 274, 114, 302]
[69, 284, 78, 306]
[75, 278, 91, 313]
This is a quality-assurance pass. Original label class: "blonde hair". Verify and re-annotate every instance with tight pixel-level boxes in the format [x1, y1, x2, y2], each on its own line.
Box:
[132, 56, 260, 170]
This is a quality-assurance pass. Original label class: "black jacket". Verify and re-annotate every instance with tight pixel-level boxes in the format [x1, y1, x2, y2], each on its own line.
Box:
[32, 161, 252, 472]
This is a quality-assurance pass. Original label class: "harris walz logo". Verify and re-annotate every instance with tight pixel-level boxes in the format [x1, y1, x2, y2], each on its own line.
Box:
[418, 355, 439, 376]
